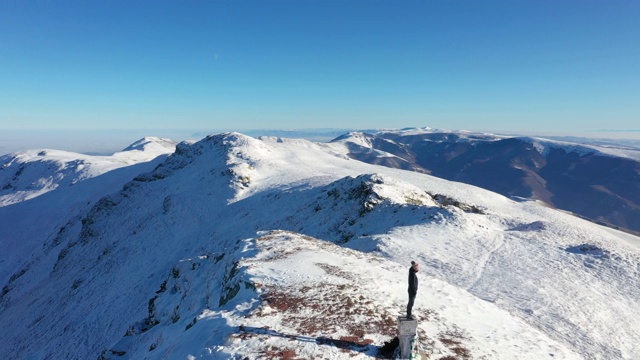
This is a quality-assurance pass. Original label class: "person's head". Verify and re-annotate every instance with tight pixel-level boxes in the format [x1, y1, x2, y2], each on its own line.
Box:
[411, 261, 419, 272]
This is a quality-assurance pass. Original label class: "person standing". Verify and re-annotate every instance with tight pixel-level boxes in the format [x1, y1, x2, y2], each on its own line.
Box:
[407, 261, 419, 319]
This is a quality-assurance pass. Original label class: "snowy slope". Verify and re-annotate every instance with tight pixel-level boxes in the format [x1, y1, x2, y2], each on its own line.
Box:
[97, 230, 581, 359]
[0, 137, 176, 309]
[329, 129, 640, 234]
[0, 136, 177, 206]
[1, 133, 639, 359]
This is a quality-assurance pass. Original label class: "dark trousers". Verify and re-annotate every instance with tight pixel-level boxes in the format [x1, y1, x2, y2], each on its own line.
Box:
[407, 292, 416, 318]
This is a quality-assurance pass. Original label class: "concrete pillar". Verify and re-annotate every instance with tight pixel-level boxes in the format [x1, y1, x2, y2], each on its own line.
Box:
[397, 316, 418, 359]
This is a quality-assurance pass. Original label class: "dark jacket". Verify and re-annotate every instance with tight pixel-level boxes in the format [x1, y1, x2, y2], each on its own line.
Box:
[408, 267, 418, 295]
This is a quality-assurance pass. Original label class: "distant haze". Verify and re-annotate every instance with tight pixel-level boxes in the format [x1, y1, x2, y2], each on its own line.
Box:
[0, 128, 203, 155]
[2, 127, 640, 156]
[0, 128, 369, 156]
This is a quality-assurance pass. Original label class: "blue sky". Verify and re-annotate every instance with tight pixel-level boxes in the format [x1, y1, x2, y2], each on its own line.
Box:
[1, 0, 639, 150]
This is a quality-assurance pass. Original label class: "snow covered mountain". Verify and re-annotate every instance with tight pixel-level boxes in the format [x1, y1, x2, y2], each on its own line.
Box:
[0, 136, 177, 206]
[0, 137, 176, 317]
[330, 128, 640, 234]
[1, 133, 639, 359]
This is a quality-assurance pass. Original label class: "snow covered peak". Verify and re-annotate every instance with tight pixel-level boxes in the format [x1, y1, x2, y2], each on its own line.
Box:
[331, 131, 375, 148]
[120, 137, 177, 153]
[0, 139, 175, 207]
[166, 132, 268, 161]
[325, 173, 439, 211]
[216, 131, 264, 146]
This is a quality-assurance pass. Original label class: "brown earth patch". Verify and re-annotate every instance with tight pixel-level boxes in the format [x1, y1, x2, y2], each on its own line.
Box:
[438, 327, 471, 359]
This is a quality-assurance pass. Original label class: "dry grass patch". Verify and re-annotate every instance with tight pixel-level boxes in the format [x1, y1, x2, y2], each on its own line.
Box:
[261, 346, 298, 360]
[438, 327, 472, 359]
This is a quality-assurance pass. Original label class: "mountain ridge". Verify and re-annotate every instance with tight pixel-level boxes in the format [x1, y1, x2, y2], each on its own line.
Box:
[331, 130, 640, 234]
[1, 132, 639, 359]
